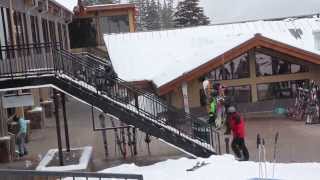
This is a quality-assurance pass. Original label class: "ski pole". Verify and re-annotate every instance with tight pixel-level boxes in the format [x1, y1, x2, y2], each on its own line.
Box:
[257, 134, 262, 179]
[272, 132, 279, 178]
[262, 138, 267, 179]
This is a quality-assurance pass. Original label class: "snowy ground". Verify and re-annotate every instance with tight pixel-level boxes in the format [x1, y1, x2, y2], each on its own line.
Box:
[98, 155, 320, 180]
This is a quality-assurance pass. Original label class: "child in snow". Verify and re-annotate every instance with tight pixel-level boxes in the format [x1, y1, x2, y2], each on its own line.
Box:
[226, 106, 249, 161]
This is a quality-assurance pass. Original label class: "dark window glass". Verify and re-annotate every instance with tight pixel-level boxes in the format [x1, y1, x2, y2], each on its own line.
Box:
[22, 13, 29, 45]
[256, 52, 309, 76]
[31, 16, 41, 53]
[0, 8, 14, 58]
[257, 80, 309, 101]
[57, 23, 63, 48]
[69, 18, 97, 48]
[63, 24, 68, 49]
[205, 53, 249, 80]
[99, 15, 129, 45]
[42, 19, 49, 43]
[49, 21, 56, 43]
[225, 85, 251, 103]
[199, 89, 207, 106]
[5, 8, 13, 46]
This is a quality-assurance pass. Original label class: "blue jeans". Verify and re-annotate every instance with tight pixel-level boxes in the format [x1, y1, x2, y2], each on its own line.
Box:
[17, 132, 27, 156]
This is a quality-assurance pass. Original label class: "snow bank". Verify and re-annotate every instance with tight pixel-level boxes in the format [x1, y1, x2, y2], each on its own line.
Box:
[104, 17, 320, 87]
[98, 155, 320, 180]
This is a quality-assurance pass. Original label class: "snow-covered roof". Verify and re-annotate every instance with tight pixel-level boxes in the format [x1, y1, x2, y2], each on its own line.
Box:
[53, 0, 77, 12]
[104, 17, 320, 88]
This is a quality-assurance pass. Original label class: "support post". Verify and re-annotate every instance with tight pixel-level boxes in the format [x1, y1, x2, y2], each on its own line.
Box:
[61, 93, 70, 152]
[249, 49, 258, 102]
[53, 89, 63, 166]
[182, 82, 190, 114]
[99, 113, 109, 158]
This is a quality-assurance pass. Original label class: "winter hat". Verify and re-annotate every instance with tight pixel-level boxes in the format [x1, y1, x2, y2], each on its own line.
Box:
[227, 106, 236, 113]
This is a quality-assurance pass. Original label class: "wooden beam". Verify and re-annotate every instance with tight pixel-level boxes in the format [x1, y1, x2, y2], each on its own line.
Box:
[181, 82, 190, 114]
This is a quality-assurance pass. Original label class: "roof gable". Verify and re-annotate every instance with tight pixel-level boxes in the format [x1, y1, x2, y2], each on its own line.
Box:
[104, 17, 320, 95]
[158, 34, 320, 95]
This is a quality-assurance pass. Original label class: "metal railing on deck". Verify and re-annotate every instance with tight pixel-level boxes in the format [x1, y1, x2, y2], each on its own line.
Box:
[0, 43, 56, 78]
[0, 169, 143, 180]
[0, 42, 220, 153]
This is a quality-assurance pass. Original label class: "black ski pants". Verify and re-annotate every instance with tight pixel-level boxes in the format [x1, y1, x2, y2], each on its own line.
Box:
[231, 137, 249, 161]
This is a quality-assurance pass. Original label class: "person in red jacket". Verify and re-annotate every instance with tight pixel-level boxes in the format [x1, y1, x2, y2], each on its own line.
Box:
[226, 106, 249, 161]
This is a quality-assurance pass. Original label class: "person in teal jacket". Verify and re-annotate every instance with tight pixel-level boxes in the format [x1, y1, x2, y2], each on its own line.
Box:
[17, 116, 28, 157]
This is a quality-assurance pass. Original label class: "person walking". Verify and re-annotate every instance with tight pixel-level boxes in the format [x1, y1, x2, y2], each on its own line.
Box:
[17, 116, 28, 157]
[226, 106, 249, 161]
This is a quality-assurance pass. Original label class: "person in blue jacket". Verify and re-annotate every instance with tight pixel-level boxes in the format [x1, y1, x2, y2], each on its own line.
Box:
[17, 116, 28, 157]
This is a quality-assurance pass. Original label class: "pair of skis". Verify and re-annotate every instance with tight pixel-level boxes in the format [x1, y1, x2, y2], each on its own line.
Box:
[257, 132, 279, 179]
[186, 161, 210, 171]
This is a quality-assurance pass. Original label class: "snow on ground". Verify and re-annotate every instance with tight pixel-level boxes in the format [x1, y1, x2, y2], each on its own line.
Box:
[98, 155, 320, 180]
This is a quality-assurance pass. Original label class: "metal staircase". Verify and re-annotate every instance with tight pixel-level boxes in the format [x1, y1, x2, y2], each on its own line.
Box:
[0, 43, 218, 157]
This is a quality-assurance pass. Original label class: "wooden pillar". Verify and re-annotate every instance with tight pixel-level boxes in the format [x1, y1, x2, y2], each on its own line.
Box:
[249, 49, 258, 102]
[128, 10, 135, 32]
[182, 82, 190, 114]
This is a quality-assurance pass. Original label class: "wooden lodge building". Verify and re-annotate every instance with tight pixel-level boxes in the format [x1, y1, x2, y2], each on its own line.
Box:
[105, 18, 320, 114]
[69, 2, 136, 52]
[0, 0, 137, 162]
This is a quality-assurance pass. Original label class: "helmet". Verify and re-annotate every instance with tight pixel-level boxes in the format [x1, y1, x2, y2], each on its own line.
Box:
[227, 106, 236, 113]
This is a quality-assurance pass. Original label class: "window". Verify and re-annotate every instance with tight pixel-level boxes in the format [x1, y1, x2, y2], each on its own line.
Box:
[57, 23, 63, 47]
[225, 85, 251, 103]
[13, 12, 29, 56]
[257, 80, 309, 101]
[49, 21, 56, 43]
[100, 15, 129, 34]
[31, 16, 41, 53]
[255, 52, 309, 76]
[69, 18, 97, 48]
[42, 19, 50, 43]
[99, 15, 129, 45]
[63, 24, 68, 49]
[0, 7, 14, 59]
[205, 53, 250, 80]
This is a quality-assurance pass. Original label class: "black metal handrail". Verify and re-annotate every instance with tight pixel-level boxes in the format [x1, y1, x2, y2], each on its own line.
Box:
[0, 43, 219, 153]
[54, 48, 217, 151]
[0, 169, 143, 180]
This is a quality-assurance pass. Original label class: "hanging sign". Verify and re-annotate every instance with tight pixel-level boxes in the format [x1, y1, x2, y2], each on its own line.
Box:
[2, 94, 34, 108]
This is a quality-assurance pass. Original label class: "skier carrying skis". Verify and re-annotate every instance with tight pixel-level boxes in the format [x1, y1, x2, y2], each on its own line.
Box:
[226, 106, 249, 161]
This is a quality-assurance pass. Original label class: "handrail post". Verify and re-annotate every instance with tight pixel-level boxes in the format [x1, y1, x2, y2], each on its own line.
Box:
[134, 92, 139, 113]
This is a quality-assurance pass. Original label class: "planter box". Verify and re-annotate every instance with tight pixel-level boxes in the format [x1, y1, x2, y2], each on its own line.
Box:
[36, 146, 93, 172]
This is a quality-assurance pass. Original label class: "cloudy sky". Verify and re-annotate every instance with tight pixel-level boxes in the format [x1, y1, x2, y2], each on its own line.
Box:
[62, 0, 320, 24]
[198, 0, 320, 24]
